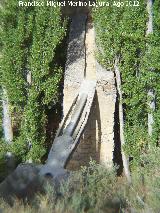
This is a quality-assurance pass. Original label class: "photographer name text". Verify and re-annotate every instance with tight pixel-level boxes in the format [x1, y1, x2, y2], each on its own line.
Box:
[18, 1, 140, 8]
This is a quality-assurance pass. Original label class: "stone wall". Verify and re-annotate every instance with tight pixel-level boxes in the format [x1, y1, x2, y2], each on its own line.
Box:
[63, 13, 116, 170]
[96, 63, 116, 166]
[63, 14, 86, 117]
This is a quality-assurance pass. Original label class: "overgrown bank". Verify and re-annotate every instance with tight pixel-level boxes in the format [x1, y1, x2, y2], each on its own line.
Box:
[92, 0, 160, 167]
[0, 0, 160, 212]
[0, 151, 160, 213]
[0, 0, 66, 178]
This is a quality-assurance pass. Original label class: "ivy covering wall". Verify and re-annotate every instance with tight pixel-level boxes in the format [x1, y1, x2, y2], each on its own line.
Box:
[93, 0, 160, 167]
[0, 0, 66, 163]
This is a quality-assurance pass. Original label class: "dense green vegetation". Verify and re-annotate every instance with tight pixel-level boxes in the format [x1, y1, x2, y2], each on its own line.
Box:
[93, 0, 160, 167]
[0, 0, 66, 164]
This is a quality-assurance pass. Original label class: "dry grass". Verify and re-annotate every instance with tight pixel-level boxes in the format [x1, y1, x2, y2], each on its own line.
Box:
[0, 152, 160, 213]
